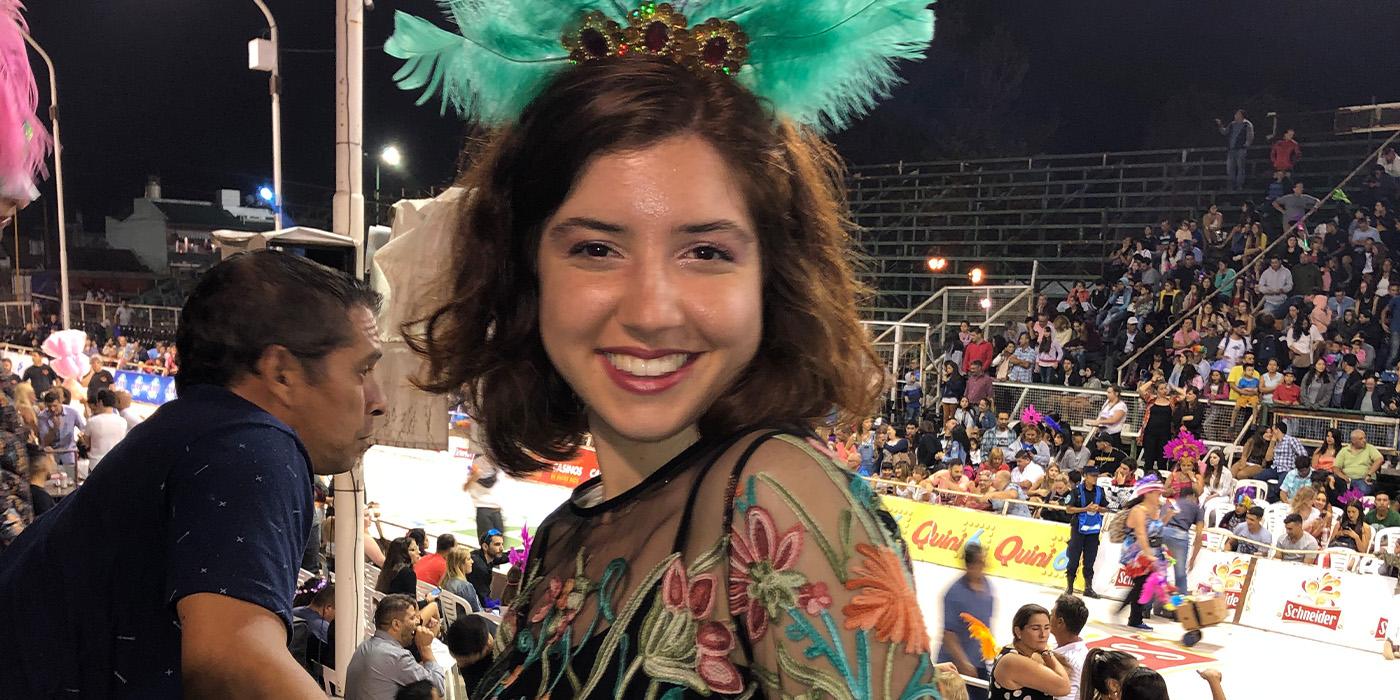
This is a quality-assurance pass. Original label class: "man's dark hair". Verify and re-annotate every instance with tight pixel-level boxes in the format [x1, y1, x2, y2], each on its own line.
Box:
[395, 680, 436, 700]
[1052, 594, 1089, 636]
[175, 250, 381, 392]
[96, 389, 117, 409]
[310, 583, 335, 609]
[1273, 421, 1288, 435]
[407, 528, 428, 553]
[961, 541, 985, 566]
[436, 533, 457, 553]
[373, 593, 417, 629]
[445, 614, 494, 659]
[1247, 506, 1265, 518]
[41, 389, 61, 404]
[1283, 513, 1303, 526]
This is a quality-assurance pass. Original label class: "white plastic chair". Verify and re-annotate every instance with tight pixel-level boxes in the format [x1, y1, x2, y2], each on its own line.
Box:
[439, 589, 467, 627]
[1202, 529, 1227, 552]
[1372, 526, 1400, 554]
[1263, 502, 1291, 538]
[297, 568, 315, 587]
[1320, 547, 1357, 573]
[1235, 480, 1269, 504]
[1203, 497, 1233, 528]
[1354, 555, 1386, 576]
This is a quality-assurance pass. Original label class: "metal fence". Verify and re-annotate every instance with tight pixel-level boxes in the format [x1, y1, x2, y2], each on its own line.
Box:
[1270, 407, 1400, 452]
[33, 294, 181, 334]
[863, 320, 930, 404]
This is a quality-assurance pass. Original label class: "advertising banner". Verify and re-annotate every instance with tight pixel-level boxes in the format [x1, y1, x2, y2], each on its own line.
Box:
[1187, 550, 1255, 619]
[1237, 558, 1397, 652]
[113, 370, 177, 406]
[450, 436, 600, 490]
[881, 497, 1076, 587]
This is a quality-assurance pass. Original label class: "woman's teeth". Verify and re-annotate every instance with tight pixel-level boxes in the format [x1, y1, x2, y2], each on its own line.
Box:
[605, 353, 689, 377]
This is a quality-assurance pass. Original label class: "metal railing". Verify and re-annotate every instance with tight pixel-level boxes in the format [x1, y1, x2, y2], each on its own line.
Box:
[988, 381, 1255, 450]
[32, 294, 181, 333]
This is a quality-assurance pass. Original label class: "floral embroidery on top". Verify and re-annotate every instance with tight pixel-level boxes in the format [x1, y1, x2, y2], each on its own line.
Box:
[478, 433, 942, 700]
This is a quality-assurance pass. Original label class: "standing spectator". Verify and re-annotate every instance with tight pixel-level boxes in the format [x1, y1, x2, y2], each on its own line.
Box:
[964, 360, 994, 409]
[1050, 595, 1091, 700]
[83, 389, 128, 476]
[0, 358, 19, 398]
[36, 389, 84, 479]
[414, 533, 456, 586]
[0, 251, 387, 698]
[82, 355, 114, 408]
[1335, 428, 1384, 495]
[1216, 109, 1254, 191]
[345, 594, 447, 700]
[1063, 465, 1105, 598]
[1087, 385, 1129, 450]
[938, 543, 994, 699]
[1270, 128, 1301, 175]
[1378, 146, 1400, 186]
[1272, 182, 1320, 233]
[21, 350, 56, 397]
[114, 300, 134, 337]
[1256, 256, 1294, 316]
[940, 362, 967, 421]
[962, 327, 994, 375]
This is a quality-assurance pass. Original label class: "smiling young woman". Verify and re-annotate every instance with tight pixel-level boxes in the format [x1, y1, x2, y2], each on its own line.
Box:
[406, 58, 941, 699]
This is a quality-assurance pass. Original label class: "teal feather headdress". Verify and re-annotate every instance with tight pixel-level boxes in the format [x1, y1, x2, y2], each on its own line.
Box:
[385, 0, 934, 133]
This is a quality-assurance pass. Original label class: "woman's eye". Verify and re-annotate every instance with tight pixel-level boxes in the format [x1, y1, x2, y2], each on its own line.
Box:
[687, 245, 734, 262]
[569, 242, 615, 258]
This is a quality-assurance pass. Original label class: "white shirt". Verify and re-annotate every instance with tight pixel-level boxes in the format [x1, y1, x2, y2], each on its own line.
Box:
[1055, 640, 1089, 700]
[467, 454, 501, 509]
[1011, 462, 1045, 490]
[119, 408, 142, 429]
[85, 411, 129, 465]
[1098, 400, 1127, 435]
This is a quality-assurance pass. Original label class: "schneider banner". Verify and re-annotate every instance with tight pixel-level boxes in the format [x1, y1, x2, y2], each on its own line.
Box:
[1236, 557, 1396, 653]
[880, 496, 1079, 587]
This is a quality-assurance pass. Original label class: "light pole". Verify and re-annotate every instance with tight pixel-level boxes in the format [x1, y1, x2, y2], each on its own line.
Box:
[373, 145, 402, 226]
[248, 0, 283, 231]
[20, 31, 69, 330]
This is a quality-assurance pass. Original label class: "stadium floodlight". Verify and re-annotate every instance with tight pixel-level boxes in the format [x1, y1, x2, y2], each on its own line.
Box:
[926, 256, 947, 272]
[258, 186, 275, 203]
[968, 267, 985, 284]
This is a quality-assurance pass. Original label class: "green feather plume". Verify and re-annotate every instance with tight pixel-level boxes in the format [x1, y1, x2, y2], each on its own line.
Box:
[385, 0, 933, 132]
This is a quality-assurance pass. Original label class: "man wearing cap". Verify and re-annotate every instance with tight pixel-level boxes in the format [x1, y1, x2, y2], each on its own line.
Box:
[1107, 317, 1143, 378]
[1257, 256, 1294, 316]
[1064, 465, 1107, 598]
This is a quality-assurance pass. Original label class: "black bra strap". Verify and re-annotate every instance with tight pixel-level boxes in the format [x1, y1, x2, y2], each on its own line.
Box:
[670, 430, 782, 553]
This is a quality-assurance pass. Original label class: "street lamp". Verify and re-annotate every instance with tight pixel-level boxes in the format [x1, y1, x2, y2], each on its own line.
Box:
[247, 0, 283, 231]
[20, 31, 69, 330]
[373, 145, 404, 225]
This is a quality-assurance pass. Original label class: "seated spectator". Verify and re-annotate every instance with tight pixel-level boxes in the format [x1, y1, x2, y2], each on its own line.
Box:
[1218, 495, 1251, 532]
[1201, 450, 1235, 503]
[394, 680, 441, 700]
[1230, 506, 1272, 555]
[290, 583, 336, 675]
[345, 593, 447, 700]
[1329, 501, 1371, 552]
[469, 529, 510, 607]
[1366, 491, 1400, 529]
[1280, 455, 1314, 502]
[988, 604, 1071, 698]
[413, 533, 456, 586]
[376, 537, 422, 596]
[987, 471, 1031, 518]
[1011, 448, 1046, 491]
[1274, 514, 1319, 564]
[445, 613, 498, 693]
[437, 545, 482, 613]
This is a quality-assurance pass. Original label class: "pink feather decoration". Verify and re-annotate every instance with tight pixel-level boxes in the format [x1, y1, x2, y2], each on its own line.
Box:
[506, 522, 532, 570]
[41, 329, 87, 381]
[0, 0, 50, 199]
[1163, 427, 1206, 462]
[1019, 405, 1043, 427]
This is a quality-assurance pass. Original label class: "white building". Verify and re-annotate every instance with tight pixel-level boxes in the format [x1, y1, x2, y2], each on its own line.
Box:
[105, 177, 275, 273]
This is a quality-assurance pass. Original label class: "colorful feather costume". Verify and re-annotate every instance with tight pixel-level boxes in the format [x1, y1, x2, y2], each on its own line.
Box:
[0, 0, 49, 203]
[385, 0, 934, 132]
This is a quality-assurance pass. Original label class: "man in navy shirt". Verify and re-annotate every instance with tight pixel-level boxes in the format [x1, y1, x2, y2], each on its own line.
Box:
[1064, 465, 1108, 599]
[0, 250, 387, 698]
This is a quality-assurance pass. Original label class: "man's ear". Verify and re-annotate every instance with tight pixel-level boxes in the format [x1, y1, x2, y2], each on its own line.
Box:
[253, 344, 307, 406]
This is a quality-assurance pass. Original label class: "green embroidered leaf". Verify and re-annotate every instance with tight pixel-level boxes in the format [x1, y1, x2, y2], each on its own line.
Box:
[690, 536, 727, 574]
[839, 508, 854, 564]
[756, 473, 845, 582]
[775, 640, 856, 700]
[576, 553, 681, 697]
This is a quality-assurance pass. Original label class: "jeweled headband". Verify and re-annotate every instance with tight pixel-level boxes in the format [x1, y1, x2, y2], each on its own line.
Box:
[385, 0, 934, 133]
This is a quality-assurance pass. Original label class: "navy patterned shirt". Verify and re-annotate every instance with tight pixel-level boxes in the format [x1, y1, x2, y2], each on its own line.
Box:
[0, 385, 313, 698]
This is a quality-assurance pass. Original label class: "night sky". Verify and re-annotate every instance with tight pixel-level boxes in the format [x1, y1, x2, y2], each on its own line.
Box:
[17, 0, 1400, 234]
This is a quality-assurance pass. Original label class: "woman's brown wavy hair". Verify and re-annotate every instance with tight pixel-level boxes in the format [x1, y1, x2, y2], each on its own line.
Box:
[407, 57, 882, 476]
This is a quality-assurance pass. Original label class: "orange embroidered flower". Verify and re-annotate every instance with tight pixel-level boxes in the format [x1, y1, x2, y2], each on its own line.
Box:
[841, 542, 929, 654]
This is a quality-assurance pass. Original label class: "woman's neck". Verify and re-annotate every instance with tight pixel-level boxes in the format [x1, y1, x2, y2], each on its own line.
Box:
[589, 415, 701, 500]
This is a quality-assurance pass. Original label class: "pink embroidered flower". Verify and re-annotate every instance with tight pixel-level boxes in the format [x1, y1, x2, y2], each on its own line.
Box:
[805, 436, 841, 464]
[728, 504, 805, 642]
[529, 577, 563, 623]
[797, 581, 833, 615]
[696, 621, 743, 693]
